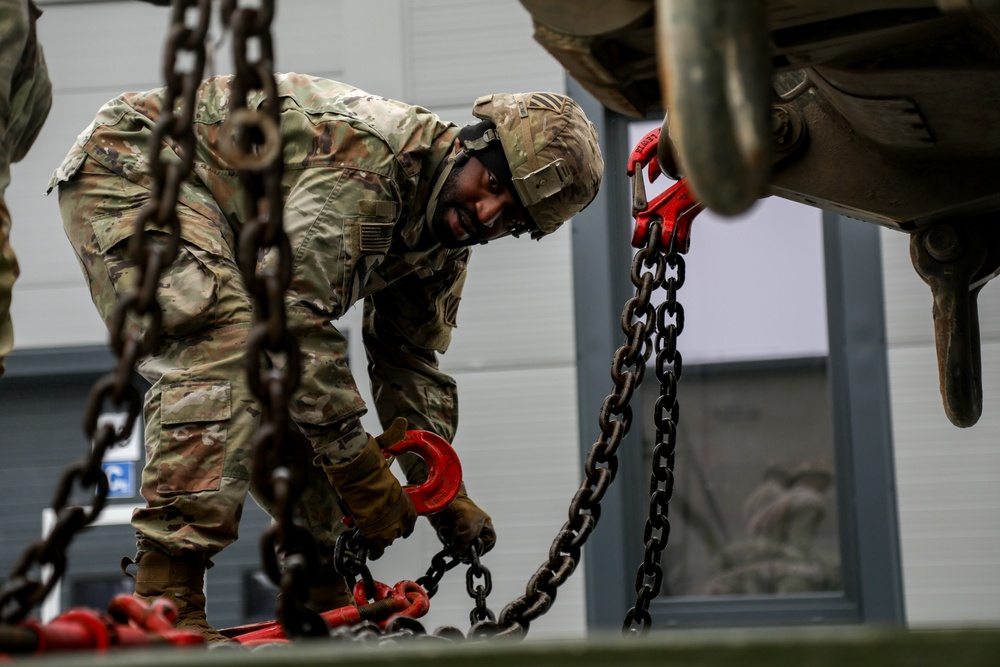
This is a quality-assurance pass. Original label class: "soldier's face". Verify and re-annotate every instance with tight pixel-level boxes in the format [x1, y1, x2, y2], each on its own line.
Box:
[429, 154, 528, 248]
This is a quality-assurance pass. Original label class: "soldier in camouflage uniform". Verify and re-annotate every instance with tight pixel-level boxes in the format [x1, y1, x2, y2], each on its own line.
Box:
[0, 0, 51, 378]
[51, 72, 603, 641]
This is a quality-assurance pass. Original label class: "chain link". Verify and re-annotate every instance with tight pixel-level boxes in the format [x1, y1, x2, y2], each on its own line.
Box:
[334, 529, 378, 602]
[218, 0, 325, 639]
[623, 228, 683, 635]
[466, 541, 496, 625]
[0, 0, 212, 626]
[415, 540, 496, 627]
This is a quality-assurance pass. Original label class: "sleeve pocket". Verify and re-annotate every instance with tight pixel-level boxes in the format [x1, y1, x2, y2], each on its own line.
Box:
[156, 381, 231, 494]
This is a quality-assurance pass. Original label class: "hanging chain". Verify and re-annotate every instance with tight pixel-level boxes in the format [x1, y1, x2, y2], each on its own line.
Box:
[623, 230, 683, 635]
[0, 0, 211, 626]
[496, 220, 671, 638]
[465, 540, 496, 626]
[218, 0, 325, 639]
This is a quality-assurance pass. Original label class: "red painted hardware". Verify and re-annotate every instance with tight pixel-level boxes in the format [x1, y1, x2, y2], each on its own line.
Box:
[343, 430, 463, 528]
[225, 580, 430, 646]
[628, 127, 704, 253]
[1, 595, 204, 657]
[384, 430, 462, 514]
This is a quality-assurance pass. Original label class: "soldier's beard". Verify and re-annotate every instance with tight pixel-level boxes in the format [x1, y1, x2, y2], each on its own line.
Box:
[427, 166, 477, 249]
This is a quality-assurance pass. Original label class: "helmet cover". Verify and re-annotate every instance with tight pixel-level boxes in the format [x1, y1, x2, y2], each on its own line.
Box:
[471, 92, 603, 235]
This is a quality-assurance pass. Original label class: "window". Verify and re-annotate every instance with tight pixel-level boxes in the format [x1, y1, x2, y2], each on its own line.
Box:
[647, 358, 841, 599]
[71, 575, 133, 610]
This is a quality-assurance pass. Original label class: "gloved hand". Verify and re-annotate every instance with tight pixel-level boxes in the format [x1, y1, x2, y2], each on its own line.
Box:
[428, 487, 496, 559]
[319, 418, 417, 559]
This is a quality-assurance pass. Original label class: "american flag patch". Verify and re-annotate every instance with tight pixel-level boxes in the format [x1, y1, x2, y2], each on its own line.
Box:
[526, 92, 564, 112]
[360, 222, 393, 253]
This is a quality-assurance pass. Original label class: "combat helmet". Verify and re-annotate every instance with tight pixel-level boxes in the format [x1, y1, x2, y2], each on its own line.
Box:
[466, 92, 604, 238]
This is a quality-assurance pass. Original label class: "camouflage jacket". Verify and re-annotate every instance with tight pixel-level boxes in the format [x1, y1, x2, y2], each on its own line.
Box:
[51, 73, 467, 441]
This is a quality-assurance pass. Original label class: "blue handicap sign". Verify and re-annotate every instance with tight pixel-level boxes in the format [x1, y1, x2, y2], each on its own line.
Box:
[102, 462, 135, 499]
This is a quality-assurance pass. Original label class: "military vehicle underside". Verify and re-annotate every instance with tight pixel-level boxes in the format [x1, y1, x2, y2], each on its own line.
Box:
[520, 0, 1000, 427]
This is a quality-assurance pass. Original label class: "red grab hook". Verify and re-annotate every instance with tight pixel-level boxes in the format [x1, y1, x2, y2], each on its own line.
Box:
[628, 127, 704, 253]
[341, 429, 462, 529]
[384, 430, 462, 514]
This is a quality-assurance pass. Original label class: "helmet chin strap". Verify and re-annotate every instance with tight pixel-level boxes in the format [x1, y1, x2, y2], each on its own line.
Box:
[424, 149, 470, 238]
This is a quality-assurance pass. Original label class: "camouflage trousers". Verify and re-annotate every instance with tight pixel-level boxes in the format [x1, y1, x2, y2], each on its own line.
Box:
[0, 196, 17, 377]
[59, 157, 366, 562]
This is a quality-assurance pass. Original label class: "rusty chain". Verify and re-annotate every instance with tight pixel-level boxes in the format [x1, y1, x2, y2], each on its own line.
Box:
[217, 0, 326, 639]
[0, 0, 211, 627]
[624, 230, 682, 635]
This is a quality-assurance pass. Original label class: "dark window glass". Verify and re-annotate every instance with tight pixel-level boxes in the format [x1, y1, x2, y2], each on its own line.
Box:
[71, 575, 133, 610]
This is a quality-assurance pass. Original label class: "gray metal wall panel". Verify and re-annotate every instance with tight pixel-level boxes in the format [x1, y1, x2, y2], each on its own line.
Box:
[881, 227, 1000, 626]
[886, 342, 1000, 626]
[441, 226, 576, 372]
[403, 0, 565, 107]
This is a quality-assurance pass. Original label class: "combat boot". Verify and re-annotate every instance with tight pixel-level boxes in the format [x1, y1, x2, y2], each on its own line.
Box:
[131, 549, 231, 644]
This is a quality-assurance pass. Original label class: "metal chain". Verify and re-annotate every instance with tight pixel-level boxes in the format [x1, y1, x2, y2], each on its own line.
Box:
[415, 547, 464, 599]
[415, 540, 495, 626]
[623, 231, 683, 635]
[0, 0, 211, 626]
[465, 541, 496, 626]
[495, 220, 668, 639]
[218, 0, 324, 639]
[334, 529, 378, 602]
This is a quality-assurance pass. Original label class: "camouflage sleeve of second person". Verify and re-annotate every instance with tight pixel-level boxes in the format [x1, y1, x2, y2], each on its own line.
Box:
[362, 249, 470, 482]
[0, 0, 50, 170]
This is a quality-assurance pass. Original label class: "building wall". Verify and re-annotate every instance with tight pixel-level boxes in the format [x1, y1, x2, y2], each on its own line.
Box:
[881, 227, 1000, 626]
[5, 0, 585, 639]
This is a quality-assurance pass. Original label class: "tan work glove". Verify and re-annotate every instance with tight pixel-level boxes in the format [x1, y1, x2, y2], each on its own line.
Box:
[428, 487, 496, 559]
[319, 418, 417, 559]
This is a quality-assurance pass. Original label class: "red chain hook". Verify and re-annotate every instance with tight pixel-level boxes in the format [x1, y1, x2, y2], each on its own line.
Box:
[628, 127, 704, 252]
[1, 595, 204, 657]
[343, 429, 463, 527]
[384, 430, 463, 514]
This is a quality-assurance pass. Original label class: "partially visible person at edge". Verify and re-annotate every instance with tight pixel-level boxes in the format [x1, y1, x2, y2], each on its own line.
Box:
[51, 72, 604, 642]
[0, 0, 51, 378]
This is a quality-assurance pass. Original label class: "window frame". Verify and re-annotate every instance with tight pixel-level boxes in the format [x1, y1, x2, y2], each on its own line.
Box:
[569, 80, 905, 631]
